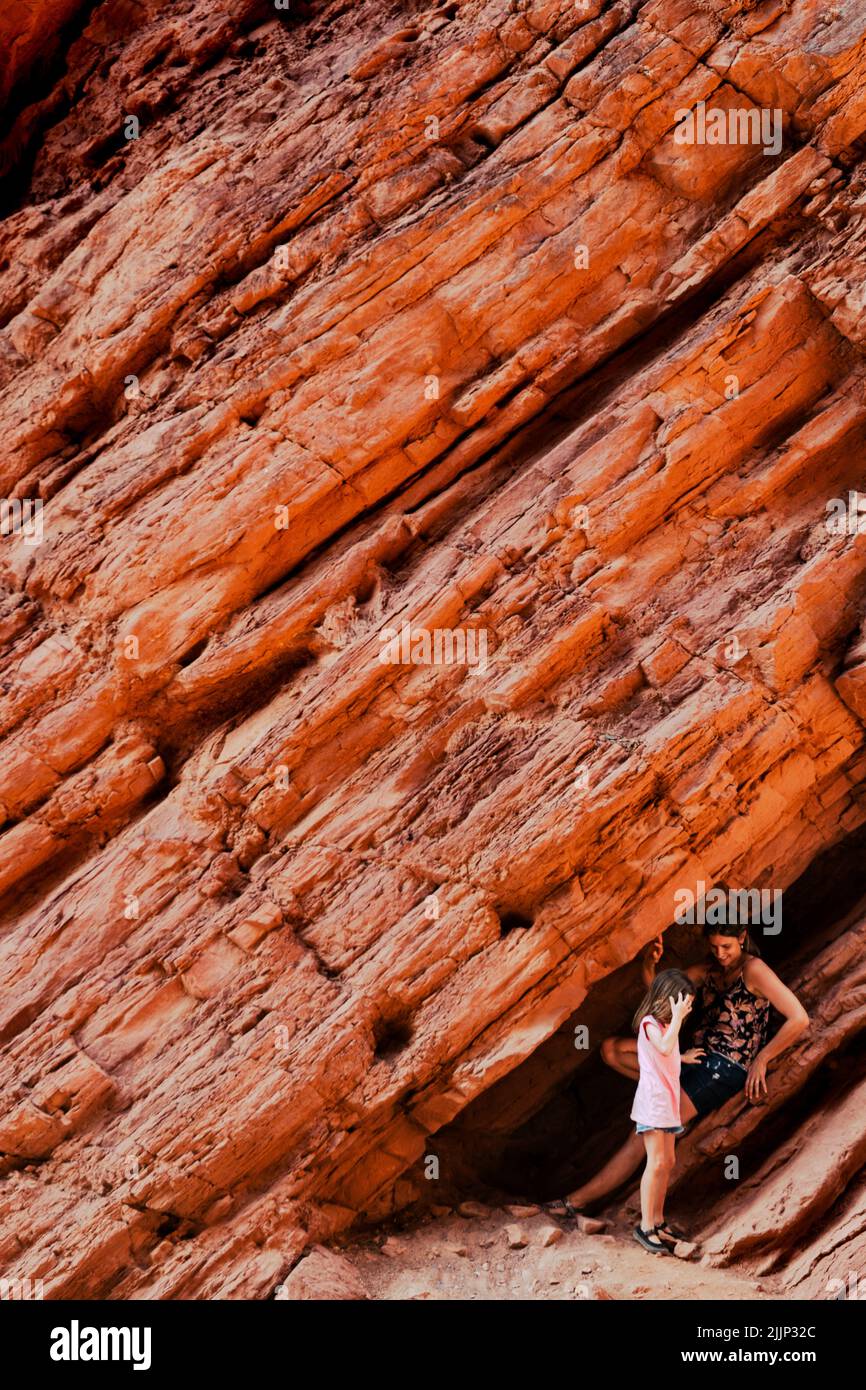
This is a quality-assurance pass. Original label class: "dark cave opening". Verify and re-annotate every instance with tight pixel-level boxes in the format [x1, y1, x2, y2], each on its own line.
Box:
[498, 909, 534, 936]
[426, 822, 866, 1209]
[374, 1016, 414, 1061]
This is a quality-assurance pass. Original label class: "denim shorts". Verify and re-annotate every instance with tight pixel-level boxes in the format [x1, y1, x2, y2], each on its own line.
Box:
[636, 1123, 685, 1135]
[681, 1051, 747, 1117]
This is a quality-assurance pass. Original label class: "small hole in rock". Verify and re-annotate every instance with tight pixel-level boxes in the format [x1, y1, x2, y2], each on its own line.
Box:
[155, 1213, 182, 1238]
[374, 1017, 413, 1060]
[178, 636, 209, 667]
[355, 575, 378, 605]
[499, 911, 533, 936]
[239, 401, 265, 426]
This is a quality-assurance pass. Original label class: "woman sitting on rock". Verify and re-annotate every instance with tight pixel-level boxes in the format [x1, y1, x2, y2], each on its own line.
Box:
[548, 919, 810, 1222]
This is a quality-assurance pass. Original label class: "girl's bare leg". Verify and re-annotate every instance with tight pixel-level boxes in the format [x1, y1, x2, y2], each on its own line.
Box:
[639, 1132, 670, 1242]
[655, 1131, 677, 1229]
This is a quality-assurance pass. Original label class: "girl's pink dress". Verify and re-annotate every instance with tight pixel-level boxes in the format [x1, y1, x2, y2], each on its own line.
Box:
[631, 1014, 682, 1128]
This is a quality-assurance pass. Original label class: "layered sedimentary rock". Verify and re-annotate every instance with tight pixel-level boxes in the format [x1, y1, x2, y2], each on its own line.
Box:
[1, 0, 865, 1298]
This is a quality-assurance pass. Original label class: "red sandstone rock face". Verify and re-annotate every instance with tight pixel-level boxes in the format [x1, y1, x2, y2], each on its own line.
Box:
[1, 0, 866, 1299]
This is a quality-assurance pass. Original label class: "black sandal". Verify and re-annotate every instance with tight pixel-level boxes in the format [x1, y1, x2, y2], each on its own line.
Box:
[634, 1225, 671, 1255]
[655, 1220, 686, 1243]
[541, 1199, 580, 1220]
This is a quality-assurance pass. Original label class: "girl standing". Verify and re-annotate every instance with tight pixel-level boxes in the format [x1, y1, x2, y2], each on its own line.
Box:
[631, 969, 695, 1254]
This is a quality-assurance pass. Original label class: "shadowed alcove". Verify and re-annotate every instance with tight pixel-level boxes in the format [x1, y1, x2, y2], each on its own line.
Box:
[422, 821, 866, 1217]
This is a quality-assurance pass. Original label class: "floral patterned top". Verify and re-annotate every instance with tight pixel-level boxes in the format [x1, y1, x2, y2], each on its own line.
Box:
[692, 959, 771, 1070]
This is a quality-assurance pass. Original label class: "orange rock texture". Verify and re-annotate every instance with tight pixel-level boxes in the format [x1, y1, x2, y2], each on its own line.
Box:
[1, 0, 866, 1298]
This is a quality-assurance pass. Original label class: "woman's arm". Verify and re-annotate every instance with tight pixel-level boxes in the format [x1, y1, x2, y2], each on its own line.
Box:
[681, 964, 707, 1062]
[640, 935, 664, 988]
[743, 958, 809, 1101]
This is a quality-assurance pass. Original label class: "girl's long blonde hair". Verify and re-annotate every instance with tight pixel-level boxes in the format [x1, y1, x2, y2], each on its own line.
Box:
[632, 968, 696, 1034]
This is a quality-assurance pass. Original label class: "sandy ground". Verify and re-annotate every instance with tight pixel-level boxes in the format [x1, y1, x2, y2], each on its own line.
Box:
[333, 1202, 784, 1301]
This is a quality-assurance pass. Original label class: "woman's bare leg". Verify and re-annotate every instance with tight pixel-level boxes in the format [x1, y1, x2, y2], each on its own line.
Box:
[565, 1129, 645, 1208]
[600, 1035, 639, 1079]
[562, 1039, 643, 1207]
[679, 1087, 697, 1124]
[564, 1076, 698, 1211]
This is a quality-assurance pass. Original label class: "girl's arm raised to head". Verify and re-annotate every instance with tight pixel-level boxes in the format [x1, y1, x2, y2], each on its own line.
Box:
[644, 995, 692, 1056]
[643, 1018, 667, 1054]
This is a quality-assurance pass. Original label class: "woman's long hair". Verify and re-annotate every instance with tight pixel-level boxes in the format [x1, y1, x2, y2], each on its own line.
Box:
[700, 881, 762, 956]
[632, 968, 696, 1034]
[702, 921, 761, 955]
